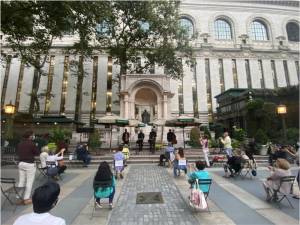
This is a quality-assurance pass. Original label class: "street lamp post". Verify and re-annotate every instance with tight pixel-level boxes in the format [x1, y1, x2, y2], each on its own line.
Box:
[4, 101, 16, 140]
[277, 104, 287, 143]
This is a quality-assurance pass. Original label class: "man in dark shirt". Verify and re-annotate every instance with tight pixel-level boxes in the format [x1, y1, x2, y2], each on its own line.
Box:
[167, 130, 173, 144]
[137, 130, 145, 153]
[122, 129, 130, 145]
[17, 131, 39, 205]
[149, 129, 157, 154]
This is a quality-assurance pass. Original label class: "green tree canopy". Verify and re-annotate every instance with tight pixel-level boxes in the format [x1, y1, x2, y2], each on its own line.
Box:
[1, 1, 72, 113]
[95, 1, 195, 85]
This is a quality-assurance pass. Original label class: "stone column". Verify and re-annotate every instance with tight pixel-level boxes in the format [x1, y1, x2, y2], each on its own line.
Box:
[157, 99, 162, 119]
[163, 94, 168, 119]
[124, 94, 129, 118]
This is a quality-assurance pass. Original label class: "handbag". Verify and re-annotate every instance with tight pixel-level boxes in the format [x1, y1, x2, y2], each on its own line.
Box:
[189, 179, 207, 210]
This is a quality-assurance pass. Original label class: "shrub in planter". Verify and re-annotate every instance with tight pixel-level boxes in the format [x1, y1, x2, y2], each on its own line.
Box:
[88, 129, 102, 152]
[254, 129, 268, 144]
[209, 139, 219, 148]
[286, 128, 299, 145]
[50, 127, 72, 144]
[231, 139, 241, 149]
[233, 128, 247, 142]
[189, 127, 200, 147]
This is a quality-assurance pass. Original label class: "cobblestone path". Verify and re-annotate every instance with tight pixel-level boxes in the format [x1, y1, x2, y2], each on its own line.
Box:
[108, 165, 198, 225]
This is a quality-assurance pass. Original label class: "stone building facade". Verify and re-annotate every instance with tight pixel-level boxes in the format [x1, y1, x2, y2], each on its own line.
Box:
[1, 0, 299, 144]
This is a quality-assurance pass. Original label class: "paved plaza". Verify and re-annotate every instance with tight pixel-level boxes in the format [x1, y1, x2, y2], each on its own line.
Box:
[1, 164, 299, 225]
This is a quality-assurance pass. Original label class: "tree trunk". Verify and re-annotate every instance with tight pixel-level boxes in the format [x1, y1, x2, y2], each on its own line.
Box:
[74, 56, 84, 122]
[29, 68, 41, 114]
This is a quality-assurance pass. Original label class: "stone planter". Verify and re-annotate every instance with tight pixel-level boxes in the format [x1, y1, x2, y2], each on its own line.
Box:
[259, 144, 268, 155]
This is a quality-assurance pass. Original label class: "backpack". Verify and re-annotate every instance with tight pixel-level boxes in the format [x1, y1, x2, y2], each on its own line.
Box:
[189, 179, 207, 210]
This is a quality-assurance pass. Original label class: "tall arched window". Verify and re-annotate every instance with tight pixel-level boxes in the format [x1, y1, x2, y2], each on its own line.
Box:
[286, 22, 299, 42]
[250, 20, 269, 41]
[214, 19, 232, 40]
[179, 17, 194, 38]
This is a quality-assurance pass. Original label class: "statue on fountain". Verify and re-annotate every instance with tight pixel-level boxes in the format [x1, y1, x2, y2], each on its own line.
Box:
[141, 110, 150, 124]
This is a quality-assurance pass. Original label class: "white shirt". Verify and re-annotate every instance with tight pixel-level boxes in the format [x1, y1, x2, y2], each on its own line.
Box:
[47, 154, 63, 166]
[40, 152, 49, 168]
[13, 212, 66, 225]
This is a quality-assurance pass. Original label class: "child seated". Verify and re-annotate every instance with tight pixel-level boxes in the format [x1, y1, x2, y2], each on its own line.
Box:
[173, 148, 187, 176]
[122, 144, 130, 166]
[113, 146, 125, 179]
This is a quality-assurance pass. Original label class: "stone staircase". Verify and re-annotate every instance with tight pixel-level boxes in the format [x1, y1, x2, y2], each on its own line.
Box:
[64, 148, 270, 168]
[1, 146, 270, 168]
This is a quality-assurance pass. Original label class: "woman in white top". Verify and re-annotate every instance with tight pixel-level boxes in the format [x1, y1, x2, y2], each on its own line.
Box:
[199, 135, 210, 167]
[46, 148, 66, 175]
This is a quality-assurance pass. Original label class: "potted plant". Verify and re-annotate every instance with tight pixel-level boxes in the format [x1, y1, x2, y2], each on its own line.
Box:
[254, 129, 269, 155]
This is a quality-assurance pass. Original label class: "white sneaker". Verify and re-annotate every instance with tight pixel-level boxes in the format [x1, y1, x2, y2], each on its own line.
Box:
[109, 203, 113, 209]
[95, 201, 102, 208]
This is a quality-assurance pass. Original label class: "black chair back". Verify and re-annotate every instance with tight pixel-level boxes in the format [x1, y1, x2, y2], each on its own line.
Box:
[93, 179, 113, 191]
[197, 179, 212, 194]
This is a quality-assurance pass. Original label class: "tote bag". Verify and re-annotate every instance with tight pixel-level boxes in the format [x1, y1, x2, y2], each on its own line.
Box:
[189, 179, 207, 210]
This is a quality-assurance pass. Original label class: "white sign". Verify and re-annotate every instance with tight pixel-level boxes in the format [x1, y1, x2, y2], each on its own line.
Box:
[115, 160, 123, 167]
[178, 159, 187, 166]
[69, 154, 73, 161]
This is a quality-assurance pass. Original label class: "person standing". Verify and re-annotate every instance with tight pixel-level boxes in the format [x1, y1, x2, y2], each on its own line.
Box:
[219, 132, 232, 158]
[16, 131, 39, 205]
[199, 135, 210, 167]
[149, 128, 157, 154]
[172, 129, 177, 146]
[122, 129, 130, 145]
[137, 130, 144, 153]
[167, 129, 173, 144]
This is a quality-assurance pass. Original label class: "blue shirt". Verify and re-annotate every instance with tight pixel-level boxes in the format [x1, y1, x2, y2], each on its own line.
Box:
[188, 170, 211, 193]
[114, 151, 125, 161]
[165, 146, 174, 153]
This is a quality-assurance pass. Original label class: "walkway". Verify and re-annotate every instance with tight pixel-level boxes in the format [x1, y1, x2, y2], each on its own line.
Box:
[108, 165, 199, 225]
[2, 165, 299, 225]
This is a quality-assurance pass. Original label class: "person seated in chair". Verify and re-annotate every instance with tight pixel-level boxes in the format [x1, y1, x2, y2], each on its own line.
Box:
[263, 158, 291, 201]
[76, 143, 91, 167]
[13, 181, 66, 225]
[173, 147, 187, 176]
[187, 161, 211, 193]
[223, 149, 243, 177]
[46, 148, 67, 176]
[113, 146, 125, 179]
[122, 144, 130, 166]
[93, 161, 115, 209]
[39, 145, 49, 170]
[158, 142, 174, 167]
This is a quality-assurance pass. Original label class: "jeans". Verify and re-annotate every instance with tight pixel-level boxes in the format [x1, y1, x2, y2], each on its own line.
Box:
[173, 161, 187, 176]
[225, 148, 233, 158]
[96, 186, 115, 204]
[18, 162, 36, 200]
[203, 149, 210, 167]
[82, 155, 91, 166]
